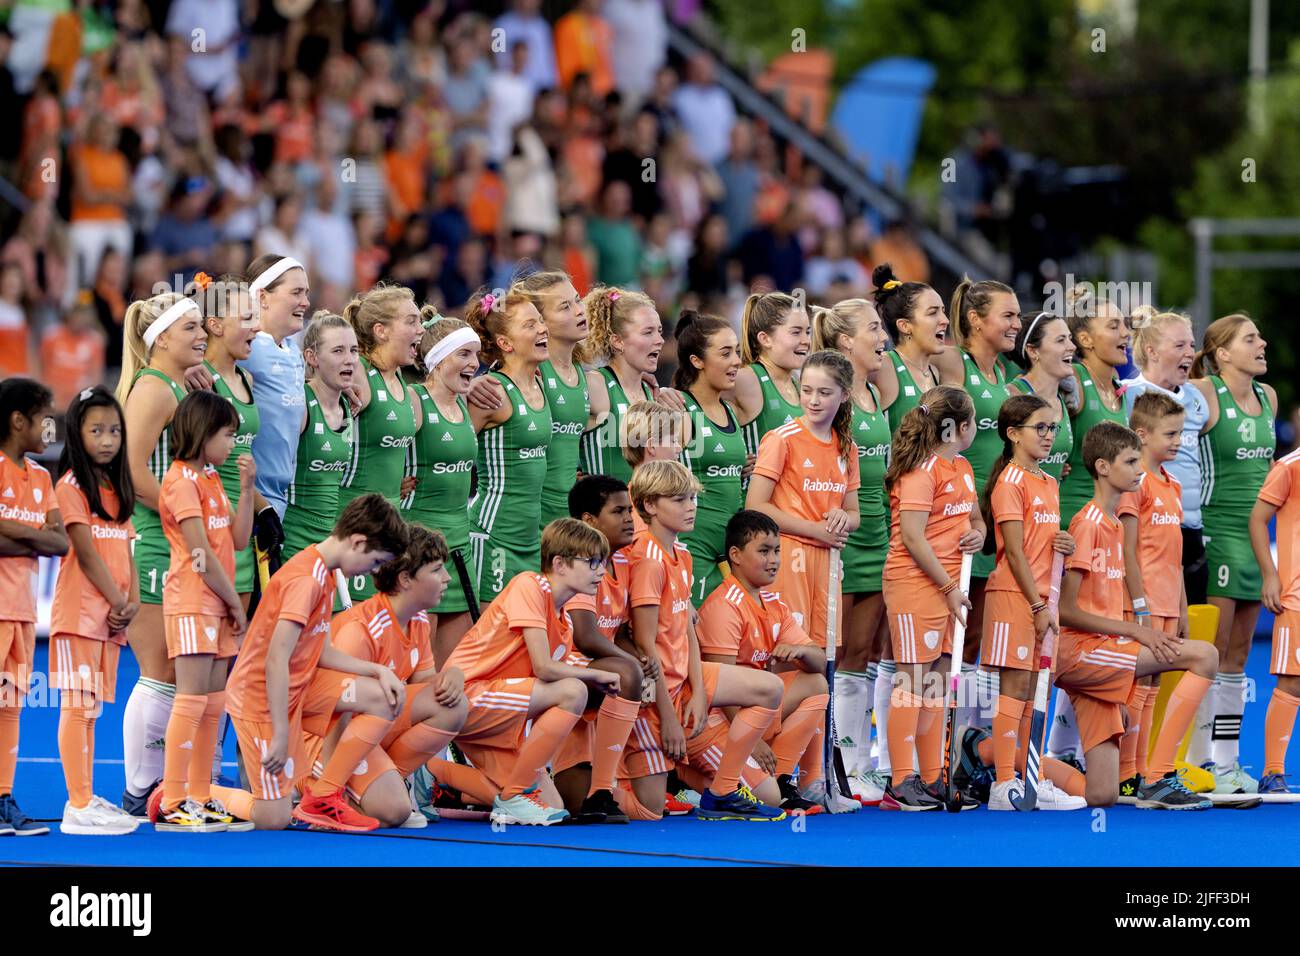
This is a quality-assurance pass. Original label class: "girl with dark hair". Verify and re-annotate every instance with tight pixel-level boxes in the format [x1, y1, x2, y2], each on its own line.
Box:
[871, 263, 950, 432]
[1007, 311, 1075, 481]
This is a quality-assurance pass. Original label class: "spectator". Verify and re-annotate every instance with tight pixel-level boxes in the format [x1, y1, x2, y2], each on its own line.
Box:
[554, 0, 614, 97]
[605, 0, 667, 105]
[213, 124, 260, 246]
[493, 0, 557, 92]
[716, 119, 760, 250]
[41, 291, 106, 408]
[659, 131, 723, 235]
[254, 191, 310, 266]
[737, 201, 804, 291]
[555, 211, 596, 296]
[344, 119, 391, 219]
[796, 164, 844, 234]
[164, 0, 241, 101]
[686, 212, 731, 300]
[943, 123, 1013, 250]
[642, 65, 680, 140]
[127, 135, 169, 239]
[19, 71, 61, 201]
[444, 31, 490, 152]
[602, 110, 663, 224]
[262, 70, 317, 165]
[161, 34, 210, 148]
[462, 142, 506, 239]
[150, 175, 219, 279]
[0, 262, 33, 378]
[401, 7, 447, 94]
[870, 220, 931, 285]
[586, 179, 642, 287]
[353, 210, 390, 294]
[301, 176, 356, 310]
[428, 170, 473, 261]
[356, 41, 404, 132]
[385, 112, 432, 239]
[318, 53, 361, 142]
[439, 235, 490, 311]
[2, 199, 70, 318]
[90, 248, 128, 372]
[99, 42, 164, 155]
[487, 39, 536, 164]
[805, 227, 868, 297]
[388, 214, 441, 305]
[68, 114, 134, 287]
[503, 126, 560, 238]
[671, 53, 734, 166]
[561, 88, 607, 209]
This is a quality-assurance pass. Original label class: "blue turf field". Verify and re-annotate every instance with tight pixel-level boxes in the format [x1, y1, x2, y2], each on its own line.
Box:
[4, 639, 1298, 868]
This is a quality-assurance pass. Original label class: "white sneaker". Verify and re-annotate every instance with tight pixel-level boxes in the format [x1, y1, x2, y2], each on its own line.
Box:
[800, 778, 861, 814]
[988, 778, 1023, 811]
[1213, 762, 1259, 794]
[90, 794, 138, 820]
[1035, 777, 1086, 810]
[849, 769, 886, 806]
[400, 807, 429, 829]
[61, 800, 140, 835]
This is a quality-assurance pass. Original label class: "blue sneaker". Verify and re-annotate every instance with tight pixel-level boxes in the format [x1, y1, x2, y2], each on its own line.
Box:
[1258, 772, 1290, 795]
[697, 784, 787, 822]
[953, 725, 990, 793]
[1135, 772, 1211, 810]
[121, 779, 160, 818]
[0, 793, 50, 835]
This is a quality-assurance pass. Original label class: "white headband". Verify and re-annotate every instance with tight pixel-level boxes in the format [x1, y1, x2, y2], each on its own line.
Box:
[249, 257, 305, 293]
[425, 327, 481, 373]
[143, 298, 200, 350]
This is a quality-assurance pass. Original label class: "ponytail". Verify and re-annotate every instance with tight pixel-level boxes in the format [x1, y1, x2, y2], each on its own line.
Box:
[343, 282, 416, 359]
[672, 309, 732, 389]
[801, 349, 855, 460]
[949, 274, 1013, 349]
[739, 291, 798, 365]
[872, 262, 933, 345]
[810, 297, 875, 353]
[884, 385, 973, 490]
[463, 285, 531, 368]
[116, 292, 194, 405]
[1191, 313, 1252, 379]
[578, 285, 656, 366]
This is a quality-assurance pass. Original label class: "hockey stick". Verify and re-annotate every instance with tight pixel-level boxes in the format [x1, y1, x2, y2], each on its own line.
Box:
[823, 548, 855, 804]
[943, 552, 975, 812]
[1018, 552, 1065, 812]
[450, 547, 481, 623]
[334, 569, 353, 610]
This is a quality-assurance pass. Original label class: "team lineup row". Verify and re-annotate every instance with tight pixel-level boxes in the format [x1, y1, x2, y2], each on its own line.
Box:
[0, 254, 1294, 835]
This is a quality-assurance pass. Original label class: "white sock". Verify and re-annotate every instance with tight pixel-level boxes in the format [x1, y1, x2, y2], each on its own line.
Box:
[863, 662, 877, 768]
[873, 661, 896, 773]
[123, 678, 174, 796]
[974, 668, 1000, 730]
[1211, 672, 1246, 771]
[1184, 677, 1217, 767]
[834, 670, 870, 775]
[955, 662, 978, 732]
[1046, 689, 1080, 758]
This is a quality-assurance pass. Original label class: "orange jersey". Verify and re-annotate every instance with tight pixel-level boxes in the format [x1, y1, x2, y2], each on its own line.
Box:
[1117, 466, 1184, 617]
[159, 461, 234, 617]
[1062, 501, 1126, 637]
[1260, 449, 1300, 612]
[753, 418, 861, 547]
[51, 473, 134, 643]
[331, 593, 435, 682]
[566, 549, 631, 640]
[628, 533, 695, 697]
[986, 464, 1061, 596]
[225, 546, 335, 722]
[0, 451, 56, 622]
[696, 575, 812, 669]
[445, 572, 574, 685]
[883, 454, 977, 584]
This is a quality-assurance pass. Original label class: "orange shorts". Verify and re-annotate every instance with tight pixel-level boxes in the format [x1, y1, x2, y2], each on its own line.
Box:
[1056, 631, 1141, 753]
[0, 620, 35, 696]
[982, 589, 1039, 671]
[884, 579, 955, 665]
[1271, 609, 1300, 678]
[772, 538, 839, 648]
[1125, 611, 1178, 636]
[455, 677, 535, 792]
[164, 613, 237, 660]
[49, 632, 123, 703]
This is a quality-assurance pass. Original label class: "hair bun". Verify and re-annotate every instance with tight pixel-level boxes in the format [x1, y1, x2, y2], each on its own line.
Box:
[675, 309, 699, 338]
[872, 263, 900, 295]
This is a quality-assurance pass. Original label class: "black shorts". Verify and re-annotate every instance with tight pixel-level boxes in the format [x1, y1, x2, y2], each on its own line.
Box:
[1182, 526, 1208, 606]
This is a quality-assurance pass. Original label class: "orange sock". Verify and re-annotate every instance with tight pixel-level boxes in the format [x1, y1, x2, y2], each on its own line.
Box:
[209, 783, 256, 821]
[588, 695, 640, 794]
[799, 713, 826, 786]
[0, 705, 20, 795]
[1118, 687, 1145, 782]
[1264, 688, 1300, 775]
[1137, 684, 1157, 780]
[1149, 673, 1212, 777]
[888, 690, 922, 787]
[917, 697, 947, 784]
[162, 694, 206, 810]
[1042, 756, 1086, 796]
[425, 756, 499, 806]
[188, 690, 224, 805]
[388, 722, 458, 777]
[992, 695, 1026, 784]
[710, 705, 778, 796]
[316, 713, 391, 794]
[58, 697, 95, 807]
[502, 707, 580, 799]
[771, 694, 828, 777]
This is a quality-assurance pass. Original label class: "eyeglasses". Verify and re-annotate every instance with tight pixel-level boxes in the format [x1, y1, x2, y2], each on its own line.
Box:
[563, 556, 607, 572]
[1014, 422, 1059, 437]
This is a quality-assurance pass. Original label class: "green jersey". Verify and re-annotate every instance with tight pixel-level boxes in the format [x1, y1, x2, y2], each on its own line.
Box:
[339, 357, 417, 507]
[1060, 363, 1127, 524]
[886, 350, 930, 432]
[742, 362, 802, 457]
[842, 384, 891, 594]
[539, 358, 590, 527]
[961, 350, 1016, 577]
[131, 368, 186, 604]
[206, 361, 260, 592]
[283, 384, 353, 562]
[406, 386, 477, 553]
[1007, 377, 1073, 482]
[680, 391, 747, 604]
[580, 366, 651, 484]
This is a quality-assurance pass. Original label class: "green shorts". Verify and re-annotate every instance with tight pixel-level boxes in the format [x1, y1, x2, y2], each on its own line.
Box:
[971, 549, 997, 581]
[682, 520, 728, 607]
[842, 512, 888, 594]
[538, 492, 572, 533]
[133, 512, 169, 606]
[281, 510, 336, 566]
[1204, 519, 1262, 601]
[234, 545, 255, 594]
[469, 532, 541, 605]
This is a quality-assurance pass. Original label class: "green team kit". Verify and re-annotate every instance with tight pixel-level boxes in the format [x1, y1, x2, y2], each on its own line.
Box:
[206, 361, 260, 593]
[131, 369, 186, 605]
[886, 350, 929, 432]
[742, 362, 802, 458]
[1059, 363, 1127, 524]
[580, 366, 651, 485]
[405, 384, 478, 613]
[1008, 376, 1073, 482]
[842, 384, 891, 594]
[1200, 376, 1275, 600]
[961, 350, 1016, 578]
[469, 371, 552, 603]
[680, 391, 747, 604]
[282, 383, 353, 563]
[539, 358, 590, 527]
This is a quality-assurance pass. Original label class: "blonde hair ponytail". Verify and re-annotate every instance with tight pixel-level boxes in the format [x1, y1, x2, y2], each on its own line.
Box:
[116, 292, 192, 404]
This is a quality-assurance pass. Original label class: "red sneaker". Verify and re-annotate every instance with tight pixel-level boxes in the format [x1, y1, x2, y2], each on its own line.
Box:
[292, 788, 380, 832]
[663, 791, 695, 816]
[146, 784, 164, 823]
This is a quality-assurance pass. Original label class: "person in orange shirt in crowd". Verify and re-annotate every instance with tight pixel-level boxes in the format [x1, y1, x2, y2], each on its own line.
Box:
[462, 142, 505, 239]
[0, 378, 68, 837]
[443, 519, 627, 826]
[698, 510, 830, 817]
[260, 71, 317, 166]
[1117, 392, 1191, 798]
[308, 526, 468, 827]
[880, 385, 984, 811]
[42, 293, 108, 410]
[51, 387, 141, 835]
[151, 391, 255, 832]
[385, 114, 431, 242]
[554, 0, 614, 97]
[0, 262, 33, 379]
[621, 460, 787, 822]
[1057, 421, 1217, 809]
[68, 114, 133, 287]
[208, 494, 411, 832]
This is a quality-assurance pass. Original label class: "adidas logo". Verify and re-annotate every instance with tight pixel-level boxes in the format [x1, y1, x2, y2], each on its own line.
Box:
[205, 627, 217, 641]
[981, 389, 992, 399]
[803, 458, 815, 468]
[386, 411, 398, 421]
[1155, 497, 1163, 506]
[528, 421, 537, 431]
[713, 443, 725, 453]
[2, 487, 12, 498]
[944, 483, 954, 493]
[208, 498, 218, 507]
[556, 395, 566, 405]
[1032, 496, 1043, 505]
[179, 740, 193, 750]
[441, 432, 453, 442]
[321, 441, 331, 451]
[602, 595, 611, 605]
[1002, 729, 1018, 737]
[607, 744, 623, 752]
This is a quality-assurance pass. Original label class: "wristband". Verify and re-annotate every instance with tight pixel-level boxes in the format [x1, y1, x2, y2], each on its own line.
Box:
[939, 578, 958, 595]
[1134, 609, 1151, 619]
[1131, 597, 1147, 610]
[1030, 601, 1048, 614]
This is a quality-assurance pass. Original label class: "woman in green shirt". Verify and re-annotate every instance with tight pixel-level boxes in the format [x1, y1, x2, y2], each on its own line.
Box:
[1006, 311, 1075, 482]
[729, 291, 810, 459]
[870, 263, 950, 433]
